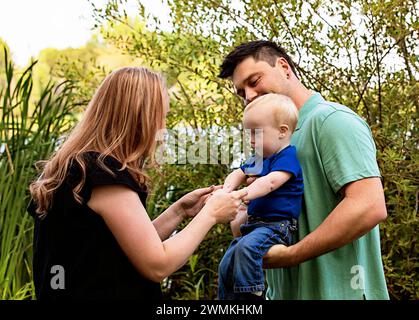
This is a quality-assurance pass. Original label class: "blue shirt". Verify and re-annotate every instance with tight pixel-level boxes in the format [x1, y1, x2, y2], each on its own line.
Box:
[240, 145, 304, 219]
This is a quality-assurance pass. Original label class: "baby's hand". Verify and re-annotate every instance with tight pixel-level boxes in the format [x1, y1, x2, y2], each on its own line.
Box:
[246, 176, 258, 186]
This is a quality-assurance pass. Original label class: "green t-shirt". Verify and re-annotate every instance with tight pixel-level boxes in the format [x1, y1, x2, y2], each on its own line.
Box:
[265, 92, 389, 300]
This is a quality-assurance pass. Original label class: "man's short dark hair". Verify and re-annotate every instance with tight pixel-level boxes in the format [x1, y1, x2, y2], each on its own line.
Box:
[219, 40, 298, 79]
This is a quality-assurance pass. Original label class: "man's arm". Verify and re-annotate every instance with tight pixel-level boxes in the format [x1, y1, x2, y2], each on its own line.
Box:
[263, 177, 387, 268]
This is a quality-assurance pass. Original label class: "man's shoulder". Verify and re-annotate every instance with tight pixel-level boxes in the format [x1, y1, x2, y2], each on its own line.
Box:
[313, 99, 356, 118]
[308, 99, 369, 131]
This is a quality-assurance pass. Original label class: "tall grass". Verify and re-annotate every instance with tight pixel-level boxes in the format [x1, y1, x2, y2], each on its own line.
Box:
[0, 47, 78, 299]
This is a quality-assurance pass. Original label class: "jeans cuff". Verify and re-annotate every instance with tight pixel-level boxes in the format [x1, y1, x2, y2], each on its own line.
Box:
[234, 283, 265, 293]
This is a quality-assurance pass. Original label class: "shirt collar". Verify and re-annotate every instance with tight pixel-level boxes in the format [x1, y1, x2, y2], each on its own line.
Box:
[295, 92, 324, 131]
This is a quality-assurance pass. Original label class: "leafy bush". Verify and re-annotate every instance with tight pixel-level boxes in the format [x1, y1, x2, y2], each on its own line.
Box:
[0, 48, 78, 299]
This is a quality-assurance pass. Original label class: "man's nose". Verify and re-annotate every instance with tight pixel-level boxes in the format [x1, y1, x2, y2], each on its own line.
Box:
[245, 88, 258, 104]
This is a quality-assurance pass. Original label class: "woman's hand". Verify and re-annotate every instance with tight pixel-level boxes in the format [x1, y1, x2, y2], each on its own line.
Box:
[202, 188, 248, 224]
[177, 185, 223, 218]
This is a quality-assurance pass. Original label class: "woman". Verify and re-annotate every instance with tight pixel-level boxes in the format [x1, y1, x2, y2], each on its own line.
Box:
[28, 67, 246, 300]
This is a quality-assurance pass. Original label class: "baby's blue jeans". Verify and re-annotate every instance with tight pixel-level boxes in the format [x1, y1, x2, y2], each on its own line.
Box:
[218, 219, 293, 300]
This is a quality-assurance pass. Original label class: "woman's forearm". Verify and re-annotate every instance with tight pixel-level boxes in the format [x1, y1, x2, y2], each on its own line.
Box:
[93, 185, 245, 283]
[158, 208, 216, 279]
[152, 202, 185, 240]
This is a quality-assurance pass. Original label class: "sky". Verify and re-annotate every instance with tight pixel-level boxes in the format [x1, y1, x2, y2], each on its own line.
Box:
[0, 0, 170, 67]
[0, 0, 411, 72]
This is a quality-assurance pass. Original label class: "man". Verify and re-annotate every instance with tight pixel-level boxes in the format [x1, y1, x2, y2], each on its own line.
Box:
[219, 40, 389, 299]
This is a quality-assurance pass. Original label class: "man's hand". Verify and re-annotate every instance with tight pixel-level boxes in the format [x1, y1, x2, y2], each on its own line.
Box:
[262, 244, 297, 269]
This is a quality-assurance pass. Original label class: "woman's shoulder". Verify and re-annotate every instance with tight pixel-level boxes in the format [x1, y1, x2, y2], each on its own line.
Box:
[72, 151, 147, 196]
[81, 151, 121, 169]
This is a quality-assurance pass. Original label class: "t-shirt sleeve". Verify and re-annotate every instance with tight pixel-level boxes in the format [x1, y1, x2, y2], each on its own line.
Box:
[240, 161, 250, 173]
[83, 153, 146, 201]
[318, 111, 381, 193]
[269, 147, 302, 178]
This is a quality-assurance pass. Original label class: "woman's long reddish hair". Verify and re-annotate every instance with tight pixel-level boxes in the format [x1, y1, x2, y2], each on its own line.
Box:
[30, 67, 167, 217]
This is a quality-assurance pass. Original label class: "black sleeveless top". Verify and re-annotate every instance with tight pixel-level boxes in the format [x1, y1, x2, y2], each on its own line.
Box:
[28, 152, 162, 300]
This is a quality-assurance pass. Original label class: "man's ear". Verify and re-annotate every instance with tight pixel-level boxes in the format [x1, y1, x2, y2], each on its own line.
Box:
[276, 57, 290, 71]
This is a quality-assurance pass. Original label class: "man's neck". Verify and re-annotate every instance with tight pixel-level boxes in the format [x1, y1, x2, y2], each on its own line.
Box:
[290, 85, 314, 111]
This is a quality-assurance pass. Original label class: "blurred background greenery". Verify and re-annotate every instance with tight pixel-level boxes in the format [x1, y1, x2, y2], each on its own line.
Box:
[0, 0, 417, 299]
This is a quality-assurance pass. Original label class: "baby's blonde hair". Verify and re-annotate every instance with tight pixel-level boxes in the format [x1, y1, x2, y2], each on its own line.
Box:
[244, 94, 299, 132]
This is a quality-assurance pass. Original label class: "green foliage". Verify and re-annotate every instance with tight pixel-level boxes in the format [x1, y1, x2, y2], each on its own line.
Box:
[0, 38, 10, 91]
[0, 47, 78, 299]
[93, 0, 418, 299]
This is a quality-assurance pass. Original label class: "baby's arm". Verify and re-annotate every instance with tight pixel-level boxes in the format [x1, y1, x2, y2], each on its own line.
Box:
[242, 171, 292, 202]
[223, 169, 246, 192]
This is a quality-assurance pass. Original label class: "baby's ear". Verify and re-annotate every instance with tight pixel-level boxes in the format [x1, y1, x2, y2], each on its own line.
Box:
[279, 124, 289, 136]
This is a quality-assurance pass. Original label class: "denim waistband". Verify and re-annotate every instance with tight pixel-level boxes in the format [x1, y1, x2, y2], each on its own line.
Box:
[247, 215, 294, 223]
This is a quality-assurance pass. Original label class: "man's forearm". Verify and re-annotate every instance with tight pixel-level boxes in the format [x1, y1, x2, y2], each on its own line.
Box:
[265, 198, 381, 267]
[291, 197, 376, 264]
[264, 178, 387, 268]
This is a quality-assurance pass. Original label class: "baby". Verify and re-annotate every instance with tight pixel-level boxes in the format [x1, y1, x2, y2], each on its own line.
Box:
[218, 93, 304, 300]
